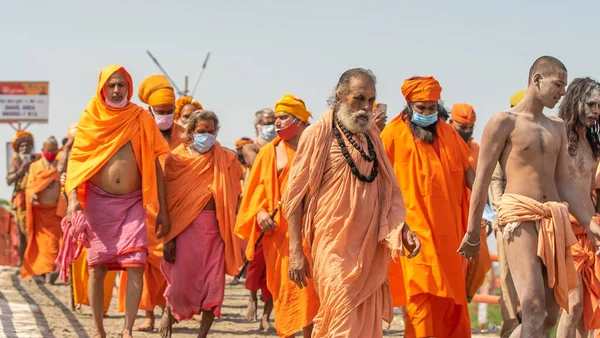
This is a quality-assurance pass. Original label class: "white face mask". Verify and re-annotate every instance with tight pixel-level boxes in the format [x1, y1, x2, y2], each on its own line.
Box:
[261, 124, 276, 141]
[104, 92, 128, 108]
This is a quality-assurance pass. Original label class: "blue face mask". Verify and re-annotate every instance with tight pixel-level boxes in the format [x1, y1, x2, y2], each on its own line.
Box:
[261, 124, 276, 141]
[411, 111, 438, 127]
[193, 133, 215, 153]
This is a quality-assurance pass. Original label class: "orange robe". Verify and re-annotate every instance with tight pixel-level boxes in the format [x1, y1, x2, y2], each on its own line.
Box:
[381, 117, 471, 338]
[282, 109, 407, 338]
[463, 138, 492, 301]
[117, 124, 186, 313]
[20, 159, 64, 279]
[162, 142, 243, 273]
[235, 137, 319, 337]
[497, 193, 579, 312]
[72, 247, 117, 313]
[569, 215, 600, 330]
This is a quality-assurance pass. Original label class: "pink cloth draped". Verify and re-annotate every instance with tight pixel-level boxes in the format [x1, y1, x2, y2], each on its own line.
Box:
[84, 182, 148, 270]
[161, 210, 225, 321]
[54, 210, 92, 283]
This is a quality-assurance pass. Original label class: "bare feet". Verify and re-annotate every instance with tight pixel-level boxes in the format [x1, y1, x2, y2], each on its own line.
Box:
[259, 315, 273, 333]
[135, 317, 155, 332]
[192, 314, 202, 322]
[158, 308, 174, 338]
[229, 277, 240, 285]
[93, 328, 106, 338]
[245, 297, 258, 322]
[121, 329, 133, 338]
[74, 304, 82, 314]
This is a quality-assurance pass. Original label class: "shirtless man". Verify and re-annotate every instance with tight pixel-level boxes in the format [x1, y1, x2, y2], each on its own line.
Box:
[461, 56, 600, 337]
[556, 77, 600, 337]
[65, 65, 170, 338]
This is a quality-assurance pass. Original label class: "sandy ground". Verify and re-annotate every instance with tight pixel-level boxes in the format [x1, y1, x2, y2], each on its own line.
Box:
[0, 266, 495, 337]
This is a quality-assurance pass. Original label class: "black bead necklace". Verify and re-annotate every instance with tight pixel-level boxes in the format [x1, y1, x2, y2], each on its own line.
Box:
[332, 117, 378, 183]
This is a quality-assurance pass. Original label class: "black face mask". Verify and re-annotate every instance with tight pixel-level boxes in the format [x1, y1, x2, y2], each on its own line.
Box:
[457, 130, 473, 143]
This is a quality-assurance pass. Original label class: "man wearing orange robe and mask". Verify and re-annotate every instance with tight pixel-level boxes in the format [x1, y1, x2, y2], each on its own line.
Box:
[116, 74, 184, 332]
[20, 136, 63, 283]
[236, 94, 320, 337]
[381, 76, 475, 338]
[62, 65, 170, 338]
[159, 110, 244, 338]
[449, 103, 492, 302]
[286, 68, 420, 338]
[7, 131, 35, 266]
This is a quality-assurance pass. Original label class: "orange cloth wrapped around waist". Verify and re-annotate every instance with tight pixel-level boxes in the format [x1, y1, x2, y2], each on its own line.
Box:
[497, 193, 578, 312]
[569, 214, 600, 330]
[20, 203, 63, 279]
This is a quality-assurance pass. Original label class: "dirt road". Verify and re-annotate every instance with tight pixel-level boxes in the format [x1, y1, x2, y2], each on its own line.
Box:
[0, 266, 494, 337]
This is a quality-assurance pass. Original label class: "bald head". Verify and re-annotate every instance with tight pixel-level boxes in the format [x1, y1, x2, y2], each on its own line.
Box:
[528, 56, 567, 84]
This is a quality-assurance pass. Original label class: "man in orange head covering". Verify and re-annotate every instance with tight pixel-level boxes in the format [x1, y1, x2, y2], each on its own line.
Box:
[115, 74, 184, 332]
[381, 76, 475, 337]
[62, 65, 170, 338]
[20, 136, 63, 283]
[236, 94, 319, 337]
[7, 130, 36, 266]
[159, 110, 244, 338]
[174, 96, 202, 127]
[285, 69, 420, 338]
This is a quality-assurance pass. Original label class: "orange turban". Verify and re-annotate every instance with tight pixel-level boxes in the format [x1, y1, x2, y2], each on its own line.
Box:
[235, 138, 254, 150]
[401, 76, 442, 102]
[138, 74, 175, 106]
[274, 94, 312, 123]
[451, 103, 476, 125]
[11, 130, 34, 151]
[510, 90, 526, 107]
[175, 96, 203, 121]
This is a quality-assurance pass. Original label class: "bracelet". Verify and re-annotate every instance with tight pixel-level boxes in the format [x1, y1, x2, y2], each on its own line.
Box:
[465, 236, 481, 246]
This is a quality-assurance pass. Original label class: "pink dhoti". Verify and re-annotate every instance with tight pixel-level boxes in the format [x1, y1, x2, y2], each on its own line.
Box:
[84, 182, 148, 270]
[161, 210, 225, 321]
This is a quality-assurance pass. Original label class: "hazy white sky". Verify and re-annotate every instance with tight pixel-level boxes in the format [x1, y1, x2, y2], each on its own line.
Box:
[0, 0, 598, 199]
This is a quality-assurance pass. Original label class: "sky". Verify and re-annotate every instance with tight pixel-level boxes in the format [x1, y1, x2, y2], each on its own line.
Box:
[0, 0, 599, 200]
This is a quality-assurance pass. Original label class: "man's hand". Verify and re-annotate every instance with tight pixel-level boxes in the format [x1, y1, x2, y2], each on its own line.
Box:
[60, 173, 67, 186]
[401, 225, 421, 258]
[17, 161, 32, 177]
[374, 111, 387, 131]
[457, 229, 481, 260]
[588, 218, 600, 255]
[31, 194, 39, 205]
[66, 199, 82, 223]
[288, 249, 311, 289]
[257, 210, 276, 232]
[156, 209, 171, 239]
[163, 239, 176, 263]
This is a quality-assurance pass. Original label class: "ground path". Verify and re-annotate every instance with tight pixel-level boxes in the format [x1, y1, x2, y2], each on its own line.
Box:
[0, 266, 495, 337]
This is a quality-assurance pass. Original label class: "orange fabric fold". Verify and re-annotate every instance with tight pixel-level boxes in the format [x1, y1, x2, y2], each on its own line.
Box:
[381, 115, 472, 336]
[235, 137, 319, 337]
[282, 109, 407, 337]
[569, 214, 600, 330]
[497, 193, 579, 312]
[163, 143, 243, 276]
[20, 203, 62, 279]
[25, 159, 61, 234]
[65, 65, 169, 210]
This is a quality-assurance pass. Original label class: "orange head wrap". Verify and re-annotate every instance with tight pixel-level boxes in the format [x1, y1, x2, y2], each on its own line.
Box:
[138, 74, 176, 107]
[510, 90, 527, 107]
[274, 94, 312, 123]
[11, 130, 34, 151]
[175, 96, 203, 121]
[401, 76, 442, 103]
[235, 138, 254, 150]
[451, 103, 476, 125]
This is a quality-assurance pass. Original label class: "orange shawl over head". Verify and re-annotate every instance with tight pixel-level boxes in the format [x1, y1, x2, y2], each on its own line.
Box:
[163, 143, 243, 276]
[381, 115, 471, 307]
[25, 158, 61, 233]
[65, 65, 169, 209]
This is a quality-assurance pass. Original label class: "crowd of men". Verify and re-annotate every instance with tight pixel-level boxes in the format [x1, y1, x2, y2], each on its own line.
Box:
[6, 55, 600, 338]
